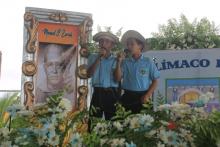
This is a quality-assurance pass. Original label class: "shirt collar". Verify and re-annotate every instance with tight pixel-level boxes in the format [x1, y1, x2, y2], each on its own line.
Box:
[102, 53, 113, 60]
[129, 54, 144, 62]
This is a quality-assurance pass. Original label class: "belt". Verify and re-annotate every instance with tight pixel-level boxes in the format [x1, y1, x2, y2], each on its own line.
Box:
[94, 87, 117, 92]
[123, 89, 147, 94]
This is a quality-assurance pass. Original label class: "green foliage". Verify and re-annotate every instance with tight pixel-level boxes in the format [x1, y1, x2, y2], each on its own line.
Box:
[149, 14, 220, 50]
[82, 132, 101, 147]
[189, 111, 220, 147]
[86, 101, 194, 147]
[10, 116, 31, 129]
[155, 91, 165, 107]
[1, 91, 220, 146]
[86, 42, 99, 54]
[0, 93, 89, 146]
[46, 91, 63, 108]
[112, 103, 132, 120]
[0, 93, 19, 128]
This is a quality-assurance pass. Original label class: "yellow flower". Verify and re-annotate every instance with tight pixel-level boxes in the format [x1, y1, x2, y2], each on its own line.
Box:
[59, 123, 66, 132]
[76, 123, 88, 134]
[3, 112, 10, 123]
[62, 128, 72, 147]
[67, 110, 80, 120]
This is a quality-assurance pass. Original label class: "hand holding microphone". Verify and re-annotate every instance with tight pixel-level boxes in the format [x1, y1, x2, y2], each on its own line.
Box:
[117, 51, 125, 63]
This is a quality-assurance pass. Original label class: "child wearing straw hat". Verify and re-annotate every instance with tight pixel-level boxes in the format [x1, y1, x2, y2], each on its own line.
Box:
[87, 31, 120, 120]
[114, 30, 160, 113]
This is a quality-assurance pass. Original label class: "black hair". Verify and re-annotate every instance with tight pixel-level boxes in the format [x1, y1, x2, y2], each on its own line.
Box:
[134, 38, 144, 50]
[127, 38, 144, 51]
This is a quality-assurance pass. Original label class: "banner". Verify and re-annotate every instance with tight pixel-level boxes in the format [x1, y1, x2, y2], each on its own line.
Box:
[38, 22, 79, 45]
[144, 48, 220, 111]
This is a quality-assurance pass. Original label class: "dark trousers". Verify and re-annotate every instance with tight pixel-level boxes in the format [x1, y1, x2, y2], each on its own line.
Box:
[89, 87, 119, 120]
[120, 90, 147, 114]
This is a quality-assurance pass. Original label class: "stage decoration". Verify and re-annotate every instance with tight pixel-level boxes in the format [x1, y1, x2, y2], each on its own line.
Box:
[77, 64, 88, 79]
[21, 7, 92, 110]
[22, 61, 37, 76]
[0, 93, 220, 146]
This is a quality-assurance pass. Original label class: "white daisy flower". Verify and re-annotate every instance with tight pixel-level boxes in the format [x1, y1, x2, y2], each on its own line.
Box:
[93, 122, 108, 135]
[113, 121, 123, 131]
[111, 138, 125, 147]
[129, 117, 140, 129]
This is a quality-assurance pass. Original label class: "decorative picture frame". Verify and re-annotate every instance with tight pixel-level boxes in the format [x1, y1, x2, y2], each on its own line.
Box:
[21, 7, 92, 111]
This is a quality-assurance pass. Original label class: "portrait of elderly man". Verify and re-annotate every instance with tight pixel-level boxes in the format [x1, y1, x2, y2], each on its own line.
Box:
[35, 43, 77, 108]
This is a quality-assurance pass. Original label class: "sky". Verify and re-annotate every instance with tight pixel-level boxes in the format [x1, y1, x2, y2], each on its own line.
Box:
[0, 0, 220, 90]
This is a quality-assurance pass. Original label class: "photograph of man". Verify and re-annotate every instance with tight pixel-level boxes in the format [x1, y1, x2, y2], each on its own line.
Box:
[44, 44, 64, 92]
[35, 43, 77, 108]
[87, 32, 119, 120]
[115, 30, 160, 114]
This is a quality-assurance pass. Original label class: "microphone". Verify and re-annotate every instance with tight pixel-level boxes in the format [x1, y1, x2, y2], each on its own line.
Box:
[99, 47, 107, 58]
[123, 49, 131, 58]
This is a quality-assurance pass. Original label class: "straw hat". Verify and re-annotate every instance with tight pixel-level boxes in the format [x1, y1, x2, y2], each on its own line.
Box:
[121, 30, 147, 51]
[93, 32, 119, 43]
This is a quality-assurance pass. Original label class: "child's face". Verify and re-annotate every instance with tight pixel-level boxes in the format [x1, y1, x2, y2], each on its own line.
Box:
[99, 38, 114, 51]
[127, 38, 142, 55]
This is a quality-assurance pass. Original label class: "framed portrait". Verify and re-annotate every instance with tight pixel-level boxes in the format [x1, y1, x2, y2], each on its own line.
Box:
[21, 7, 93, 110]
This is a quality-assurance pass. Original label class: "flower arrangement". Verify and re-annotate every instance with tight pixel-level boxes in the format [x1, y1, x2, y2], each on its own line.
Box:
[0, 93, 220, 147]
[1, 93, 88, 147]
[86, 103, 196, 147]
